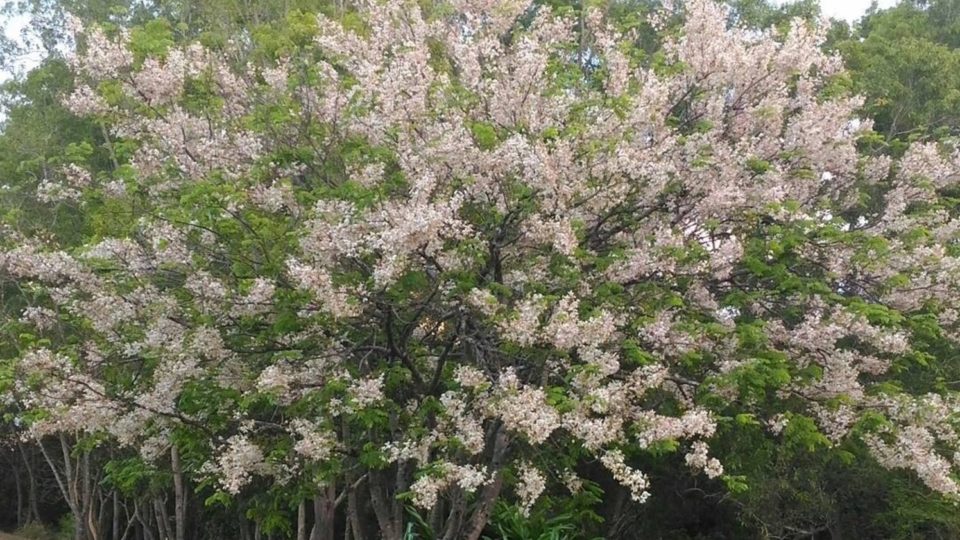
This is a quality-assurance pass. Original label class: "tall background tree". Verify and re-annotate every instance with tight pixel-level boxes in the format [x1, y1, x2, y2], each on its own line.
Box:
[835, 0, 960, 148]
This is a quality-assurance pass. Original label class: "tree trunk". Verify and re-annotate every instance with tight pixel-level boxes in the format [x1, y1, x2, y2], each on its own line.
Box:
[369, 470, 401, 540]
[309, 484, 336, 540]
[139, 500, 156, 540]
[18, 443, 41, 523]
[297, 500, 307, 540]
[98, 491, 111, 540]
[171, 446, 186, 540]
[114, 492, 121, 540]
[154, 497, 173, 540]
[238, 511, 251, 540]
[428, 499, 445, 537]
[12, 459, 24, 528]
[461, 426, 510, 540]
[461, 475, 503, 540]
[440, 491, 466, 540]
[347, 484, 365, 540]
[81, 451, 102, 540]
[61, 436, 85, 540]
[38, 435, 84, 540]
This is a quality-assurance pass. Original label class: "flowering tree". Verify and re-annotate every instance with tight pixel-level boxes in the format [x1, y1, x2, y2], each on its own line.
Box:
[6, 0, 960, 538]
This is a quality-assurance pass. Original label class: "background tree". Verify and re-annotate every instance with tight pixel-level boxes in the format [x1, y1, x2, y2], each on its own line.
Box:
[835, 0, 960, 147]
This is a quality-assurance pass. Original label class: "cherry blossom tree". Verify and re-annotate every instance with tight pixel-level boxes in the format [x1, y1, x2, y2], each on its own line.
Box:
[5, 0, 960, 537]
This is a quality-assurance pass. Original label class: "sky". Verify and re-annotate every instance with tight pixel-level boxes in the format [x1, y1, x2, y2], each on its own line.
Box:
[2, 13, 36, 82]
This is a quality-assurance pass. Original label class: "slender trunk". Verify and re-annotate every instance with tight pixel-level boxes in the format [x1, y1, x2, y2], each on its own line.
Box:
[440, 491, 466, 540]
[82, 451, 102, 540]
[138, 500, 156, 540]
[394, 462, 410, 529]
[38, 436, 84, 540]
[18, 443, 41, 523]
[310, 484, 336, 540]
[154, 498, 173, 540]
[428, 500, 445, 538]
[114, 492, 121, 540]
[461, 426, 510, 540]
[171, 446, 186, 540]
[369, 470, 401, 540]
[13, 459, 24, 528]
[121, 500, 141, 540]
[347, 484, 364, 540]
[341, 422, 366, 540]
[461, 475, 503, 540]
[98, 491, 111, 540]
[238, 511, 251, 540]
[59, 435, 86, 540]
[297, 500, 307, 540]
[99, 122, 120, 170]
[606, 488, 627, 539]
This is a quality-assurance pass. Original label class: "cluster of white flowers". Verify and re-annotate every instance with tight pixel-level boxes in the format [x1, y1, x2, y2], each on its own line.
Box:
[37, 178, 82, 203]
[494, 370, 560, 444]
[516, 462, 546, 517]
[20, 306, 58, 330]
[249, 181, 297, 213]
[64, 84, 111, 115]
[684, 441, 724, 479]
[349, 374, 385, 409]
[439, 391, 486, 455]
[256, 364, 294, 395]
[601, 450, 650, 503]
[454, 365, 489, 390]
[382, 437, 433, 465]
[290, 419, 336, 462]
[410, 463, 490, 509]
[233, 277, 276, 317]
[215, 435, 271, 495]
[867, 427, 960, 497]
[466, 288, 500, 317]
[635, 409, 718, 449]
[287, 259, 359, 318]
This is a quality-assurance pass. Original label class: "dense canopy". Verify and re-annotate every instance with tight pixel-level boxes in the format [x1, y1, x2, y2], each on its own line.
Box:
[4, 0, 960, 539]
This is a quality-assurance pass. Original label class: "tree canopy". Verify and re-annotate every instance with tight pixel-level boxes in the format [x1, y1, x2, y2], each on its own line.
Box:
[4, 1, 960, 540]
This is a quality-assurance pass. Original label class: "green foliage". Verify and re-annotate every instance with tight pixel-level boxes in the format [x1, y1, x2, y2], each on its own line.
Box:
[728, 0, 820, 30]
[483, 504, 589, 540]
[835, 0, 960, 144]
[103, 457, 161, 495]
[483, 482, 605, 540]
[128, 18, 175, 60]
